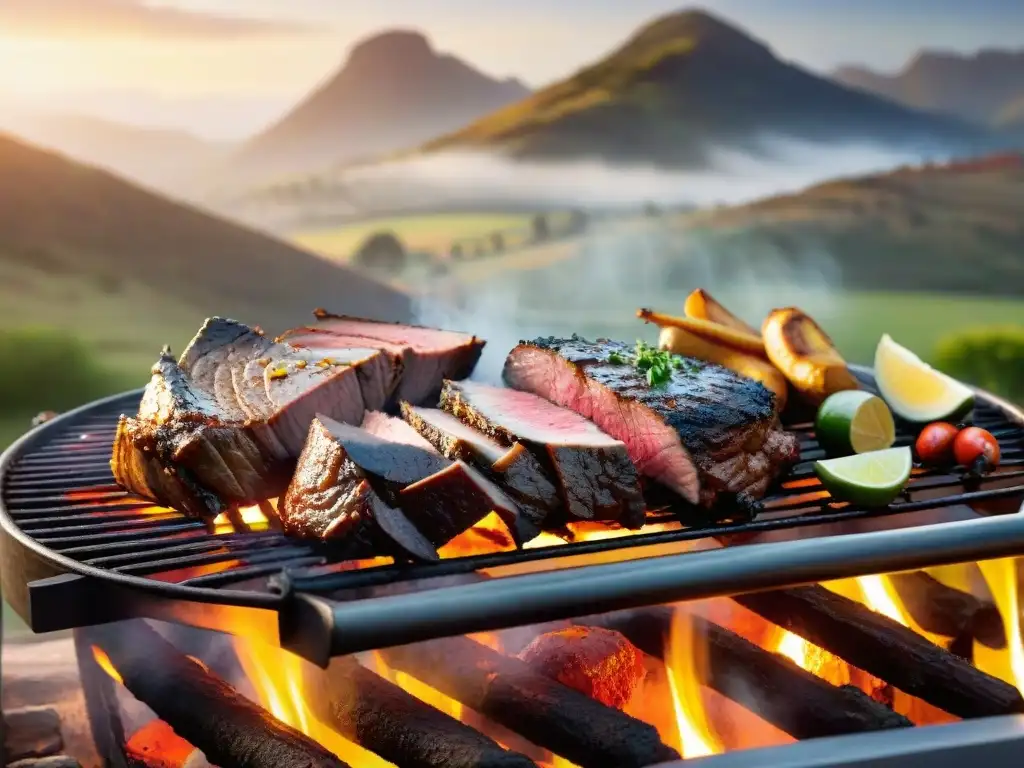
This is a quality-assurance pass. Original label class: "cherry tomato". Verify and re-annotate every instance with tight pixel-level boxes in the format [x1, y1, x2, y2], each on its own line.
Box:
[915, 422, 959, 465]
[953, 427, 1001, 470]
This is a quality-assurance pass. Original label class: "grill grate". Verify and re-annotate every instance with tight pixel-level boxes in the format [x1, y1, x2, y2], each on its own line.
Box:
[2, 369, 1023, 659]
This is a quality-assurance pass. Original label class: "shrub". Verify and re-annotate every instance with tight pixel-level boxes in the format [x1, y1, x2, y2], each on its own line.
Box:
[0, 328, 126, 415]
[352, 231, 407, 273]
[933, 326, 1024, 405]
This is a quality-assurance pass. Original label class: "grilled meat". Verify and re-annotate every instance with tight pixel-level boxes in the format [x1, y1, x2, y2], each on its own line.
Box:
[400, 403, 557, 541]
[280, 417, 439, 561]
[278, 310, 485, 407]
[502, 336, 800, 508]
[111, 317, 400, 518]
[440, 380, 645, 528]
[282, 413, 524, 550]
[517, 626, 646, 709]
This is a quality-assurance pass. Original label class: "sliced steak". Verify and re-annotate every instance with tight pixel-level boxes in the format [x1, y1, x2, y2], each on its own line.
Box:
[517, 626, 646, 710]
[111, 317, 399, 517]
[440, 380, 646, 528]
[401, 404, 558, 541]
[302, 414, 523, 548]
[280, 417, 438, 561]
[502, 336, 800, 509]
[278, 310, 485, 406]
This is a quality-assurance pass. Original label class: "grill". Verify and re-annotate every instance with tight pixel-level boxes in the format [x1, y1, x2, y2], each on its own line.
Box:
[3, 367, 1024, 768]
[2, 367, 1024, 663]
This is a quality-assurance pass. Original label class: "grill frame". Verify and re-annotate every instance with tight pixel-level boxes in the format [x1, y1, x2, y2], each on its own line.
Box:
[1, 370, 1023, 664]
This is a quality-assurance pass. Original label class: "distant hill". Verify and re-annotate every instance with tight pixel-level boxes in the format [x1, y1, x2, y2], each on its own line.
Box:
[224, 29, 530, 184]
[1, 113, 230, 196]
[0, 132, 411, 374]
[835, 49, 1024, 129]
[423, 10, 997, 167]
[674, 152, 1024, 297]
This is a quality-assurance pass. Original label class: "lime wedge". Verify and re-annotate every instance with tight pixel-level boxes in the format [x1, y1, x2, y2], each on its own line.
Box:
[874, 334, 974, 423]
[816, 390, 896, 457]
[814, 447, 913, 507]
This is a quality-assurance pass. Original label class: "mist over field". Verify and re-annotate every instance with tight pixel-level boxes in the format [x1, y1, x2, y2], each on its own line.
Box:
[336, 135, 930, 211]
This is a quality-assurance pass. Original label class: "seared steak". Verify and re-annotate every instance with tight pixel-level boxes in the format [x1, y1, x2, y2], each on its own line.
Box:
[401, 404, 558, 541]
[278, 310, 485, 406]
[440, 380, 645, 528]
[280, 417, 439, 561]
[517, 626, 646, 710]
[502, 336, 800, 508]
[286, 413, 523, 548]
[111, 317, 400, 517]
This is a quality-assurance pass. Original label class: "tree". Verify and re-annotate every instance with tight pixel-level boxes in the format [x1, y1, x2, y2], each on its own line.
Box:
[352, 231, 407, 273]
[934, 326, 1024, 404]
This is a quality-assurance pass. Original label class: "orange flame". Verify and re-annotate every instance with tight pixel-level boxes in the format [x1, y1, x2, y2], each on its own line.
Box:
[232, 638, 393, 767]
[666, 608, 722, 758]
[975, 557, 1024, 695]
[92, 646, 123, 684]
[213, 504, 272, 535]
[370, 652, 464, 722]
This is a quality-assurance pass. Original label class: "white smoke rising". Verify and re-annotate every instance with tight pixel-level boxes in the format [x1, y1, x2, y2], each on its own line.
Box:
[340, 135, 925, 211]
[403, 134, 936, 379]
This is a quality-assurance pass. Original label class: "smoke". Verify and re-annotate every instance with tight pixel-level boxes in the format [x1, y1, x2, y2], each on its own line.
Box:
[413, 213, 850, 383]
[340, 135, 925, 211]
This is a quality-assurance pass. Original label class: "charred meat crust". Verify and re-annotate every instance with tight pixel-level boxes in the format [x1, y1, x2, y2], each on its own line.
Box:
[503, 336, 800, 509]
[400, 403, 553, 542]
[440, 380, 646, 529]
[522, 336, 777, 455]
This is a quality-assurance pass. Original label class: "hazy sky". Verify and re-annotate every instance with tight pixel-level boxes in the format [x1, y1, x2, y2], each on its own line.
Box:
[2, 0, 1022, 140]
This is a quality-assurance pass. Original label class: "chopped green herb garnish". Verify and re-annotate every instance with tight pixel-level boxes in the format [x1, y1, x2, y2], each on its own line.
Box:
[605, 341, 697, 386]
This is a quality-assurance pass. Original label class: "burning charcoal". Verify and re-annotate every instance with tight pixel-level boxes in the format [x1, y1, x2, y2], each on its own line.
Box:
[441, 380, 645, 527]
[125, 720, 209, 768]
[85, 621, 349, 768]
[401, 403, 559, 541]
[887, 571, 1005, 651]
[379, 635, 679, 768]
[517, 626, 646, 709]
[583, 608, 912, 739]
[278, 310, 485, 407]
[303, 657, 538, 768]
[734, 585, 1024, 719]
[502, 336, 800, 509]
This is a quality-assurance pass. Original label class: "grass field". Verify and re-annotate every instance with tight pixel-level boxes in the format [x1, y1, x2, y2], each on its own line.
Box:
[292, 211, 535, 261]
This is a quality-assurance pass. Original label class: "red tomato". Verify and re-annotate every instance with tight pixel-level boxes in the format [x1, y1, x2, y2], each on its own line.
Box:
[953, 427, 1001, 470]
[915, 422, 959, 465]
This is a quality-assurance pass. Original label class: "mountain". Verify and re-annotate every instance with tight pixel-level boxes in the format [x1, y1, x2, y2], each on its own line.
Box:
[0, 132, 410, 372]
[422, 10, 997, 167]
[835, 49, 1024, 128]
[1, 113, 230, 196]
[676, 152, 1024, 298]
[225, 29, 530, 183]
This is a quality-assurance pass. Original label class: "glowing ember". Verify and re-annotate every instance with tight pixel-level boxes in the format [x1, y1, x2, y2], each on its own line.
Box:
[666, 608, 722, 758]
[213, 504, 272, 535]
[92, 646, 123, 684]
[233, 637, 392, 767]
[125, 720, 200, 768]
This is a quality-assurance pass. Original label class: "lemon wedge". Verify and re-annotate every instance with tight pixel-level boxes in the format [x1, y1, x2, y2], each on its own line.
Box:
[874, 334, 974, 423]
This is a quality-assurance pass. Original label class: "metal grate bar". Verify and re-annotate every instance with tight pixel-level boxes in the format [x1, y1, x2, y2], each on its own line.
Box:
[84, 533, 289, 569]
[38, 522, 208, 549]
[180, 556, 326, 588]
[119, 545, 317, 579]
